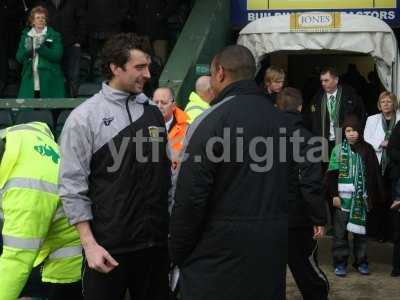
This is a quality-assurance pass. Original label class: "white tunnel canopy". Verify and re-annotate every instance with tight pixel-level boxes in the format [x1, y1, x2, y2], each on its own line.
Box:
[237, 12, 400, 98]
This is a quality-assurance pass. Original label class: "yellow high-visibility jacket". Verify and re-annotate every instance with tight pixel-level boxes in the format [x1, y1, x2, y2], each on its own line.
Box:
[0, 122, 82, 300]
[184, 92, 210, 124]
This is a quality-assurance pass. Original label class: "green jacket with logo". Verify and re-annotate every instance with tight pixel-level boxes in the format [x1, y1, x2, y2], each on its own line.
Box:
[16, 26, 65, 98]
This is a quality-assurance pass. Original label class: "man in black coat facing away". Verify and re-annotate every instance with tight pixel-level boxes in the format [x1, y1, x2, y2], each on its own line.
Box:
[276, 87, 329, 300]
[169, 45, 289, 300]
[304, 67, 366, 163]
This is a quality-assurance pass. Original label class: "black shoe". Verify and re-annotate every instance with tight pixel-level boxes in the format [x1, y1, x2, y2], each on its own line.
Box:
[391, 269, 400, 277]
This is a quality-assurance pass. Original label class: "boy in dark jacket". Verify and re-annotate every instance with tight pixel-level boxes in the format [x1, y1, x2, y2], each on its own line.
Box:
[276, 87, 329, 300]
[326, 114, 384, 277]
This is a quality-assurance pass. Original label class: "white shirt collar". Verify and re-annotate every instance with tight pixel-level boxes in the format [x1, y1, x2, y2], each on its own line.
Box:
[28, 26, 47, 37]
[165, 116, 173, 131]
[326, 88, 338, 100]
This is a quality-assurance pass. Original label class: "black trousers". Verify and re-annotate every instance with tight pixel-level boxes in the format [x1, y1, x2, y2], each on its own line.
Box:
[392, 210, 400, 272]
[20, 265, 82, 300]
[82, 246, 169, 300]
[46, 281, 83, 300]
[288, 228, 329, 300]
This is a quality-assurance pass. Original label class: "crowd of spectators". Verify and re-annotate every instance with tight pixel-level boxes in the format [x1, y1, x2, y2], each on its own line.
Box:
[0, 0, 193, 98]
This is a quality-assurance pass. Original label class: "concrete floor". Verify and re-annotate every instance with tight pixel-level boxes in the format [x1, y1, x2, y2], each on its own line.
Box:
[286, 237, 400, 300]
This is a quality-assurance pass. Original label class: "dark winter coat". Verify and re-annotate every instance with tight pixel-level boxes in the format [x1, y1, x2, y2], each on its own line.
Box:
[265, 90, 278, 105]
[285, 111, 327, 229]
[388, 121, 400, 179]
[33, 0, 86, 47]
[304, 84, 367, 138]
[16, 26, 65, 98]
[169, 80, 289, 300]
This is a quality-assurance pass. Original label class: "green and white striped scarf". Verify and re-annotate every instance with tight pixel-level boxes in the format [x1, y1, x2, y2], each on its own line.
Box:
[338, 140, 368, 235]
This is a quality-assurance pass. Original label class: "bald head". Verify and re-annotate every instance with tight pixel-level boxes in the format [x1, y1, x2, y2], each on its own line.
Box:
[153, 87, 176, 122]
[195, 76, 214, 103]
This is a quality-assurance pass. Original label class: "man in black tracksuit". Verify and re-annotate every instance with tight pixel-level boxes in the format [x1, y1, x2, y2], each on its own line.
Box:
[276, 87, 329, 300]
[59, 33, 170, 300]
[169, 45, 289, 300]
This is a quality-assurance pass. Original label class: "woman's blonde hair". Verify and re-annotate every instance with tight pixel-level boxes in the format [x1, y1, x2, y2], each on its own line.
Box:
[264, 66, 285, 85]
[378, 91, 398, 112]
[27, 6, 48, 27]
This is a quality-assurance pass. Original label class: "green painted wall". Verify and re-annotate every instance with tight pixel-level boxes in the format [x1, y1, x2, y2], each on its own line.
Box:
[159, 0, 232, 108]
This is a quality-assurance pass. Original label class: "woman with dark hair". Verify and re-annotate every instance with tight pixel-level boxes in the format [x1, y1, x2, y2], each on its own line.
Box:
[326, 114, 384, 277]
[16, 5, 65, 98]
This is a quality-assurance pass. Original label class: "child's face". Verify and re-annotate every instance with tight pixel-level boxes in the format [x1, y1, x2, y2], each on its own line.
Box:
[345, 127, 359, 144]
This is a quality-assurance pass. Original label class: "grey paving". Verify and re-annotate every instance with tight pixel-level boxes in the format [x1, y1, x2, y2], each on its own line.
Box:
[286, 236, 400, 300]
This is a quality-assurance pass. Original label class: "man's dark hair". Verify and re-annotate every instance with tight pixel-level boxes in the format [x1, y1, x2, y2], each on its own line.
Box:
[101, 33, 152, 80]
[276, 87, 303, 112]
[320, 67, 339, 79]
[212, 45, 256, 81]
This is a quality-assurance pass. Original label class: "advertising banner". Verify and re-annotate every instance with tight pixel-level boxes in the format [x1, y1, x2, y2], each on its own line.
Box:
[231, 0, 400, 27]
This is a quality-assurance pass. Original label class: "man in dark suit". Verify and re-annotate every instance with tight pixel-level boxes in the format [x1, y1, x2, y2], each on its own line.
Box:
[304, 67, 367, 163]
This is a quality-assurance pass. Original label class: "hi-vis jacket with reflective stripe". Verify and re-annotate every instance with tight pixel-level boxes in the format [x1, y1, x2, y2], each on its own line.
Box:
[184, 92, 210, 124]
[0, 122, 82, 300]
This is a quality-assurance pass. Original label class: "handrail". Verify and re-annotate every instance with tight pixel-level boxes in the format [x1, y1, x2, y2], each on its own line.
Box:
[0, 98, 86, 109]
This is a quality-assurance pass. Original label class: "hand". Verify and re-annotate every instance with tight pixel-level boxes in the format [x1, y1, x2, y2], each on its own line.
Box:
[381, 140, 389, 148]
[333, 196, 341, 209]
[313, 226, 325, 240]
[83, 242, 119, 273]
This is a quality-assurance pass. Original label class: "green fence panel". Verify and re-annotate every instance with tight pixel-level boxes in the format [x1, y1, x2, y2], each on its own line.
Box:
[159, 0, 232, 108]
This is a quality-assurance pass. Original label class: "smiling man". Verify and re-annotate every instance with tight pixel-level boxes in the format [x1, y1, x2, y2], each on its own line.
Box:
[59, 33, 171, 300]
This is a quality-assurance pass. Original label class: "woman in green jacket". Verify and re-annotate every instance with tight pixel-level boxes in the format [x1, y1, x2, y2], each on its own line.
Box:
[16, 6, 65, 98]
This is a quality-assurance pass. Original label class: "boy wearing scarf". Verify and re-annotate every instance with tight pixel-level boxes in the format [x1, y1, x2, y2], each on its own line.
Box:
[326, 115, 384, 277]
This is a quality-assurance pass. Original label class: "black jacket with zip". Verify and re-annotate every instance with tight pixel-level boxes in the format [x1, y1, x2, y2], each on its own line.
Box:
[59, 83, 171, 254]
[169, 80, 289, 300]
[285, 111, 327, 229]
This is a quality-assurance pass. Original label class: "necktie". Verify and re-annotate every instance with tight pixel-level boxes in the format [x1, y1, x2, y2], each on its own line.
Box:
[328, 95, 336, 120]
